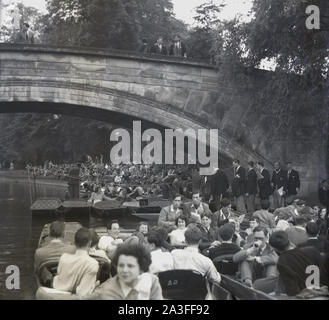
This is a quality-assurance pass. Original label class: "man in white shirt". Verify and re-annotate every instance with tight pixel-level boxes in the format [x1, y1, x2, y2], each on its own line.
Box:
[53, 227, 99, 296]
[146, 229, 174, 274]
[98, 220, 123, 258]
[171, 226, 221, 285]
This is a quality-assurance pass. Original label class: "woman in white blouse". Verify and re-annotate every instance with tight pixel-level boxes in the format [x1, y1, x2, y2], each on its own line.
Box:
[169, 215, 188, 247]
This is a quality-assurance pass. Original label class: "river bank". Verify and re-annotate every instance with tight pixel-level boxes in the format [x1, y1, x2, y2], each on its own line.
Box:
[0, 170, 67, 188]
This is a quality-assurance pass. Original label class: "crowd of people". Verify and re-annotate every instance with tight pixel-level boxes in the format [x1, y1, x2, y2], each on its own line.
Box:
[33, 158, 329, 300]
[139, 35, 187, 58]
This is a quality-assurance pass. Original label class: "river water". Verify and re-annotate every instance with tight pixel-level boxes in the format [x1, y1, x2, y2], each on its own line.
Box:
[0, 178, 157, 300]
[0, 179, 69, 299]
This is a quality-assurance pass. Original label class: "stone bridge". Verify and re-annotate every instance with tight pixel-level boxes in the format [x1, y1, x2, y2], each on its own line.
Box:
[0, 44, 326, 199]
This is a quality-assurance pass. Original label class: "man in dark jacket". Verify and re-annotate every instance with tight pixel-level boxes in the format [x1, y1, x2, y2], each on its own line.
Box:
[245, 161, 258, 215]
[271, 162, 287, 209]
[269, 230, 329, 296]
[232, 159, 247, 214]
[256, 162, 273, 203]
[210, 168, 229, 211]
[197, 212, 220, 254]
[285, 162, 300, 205]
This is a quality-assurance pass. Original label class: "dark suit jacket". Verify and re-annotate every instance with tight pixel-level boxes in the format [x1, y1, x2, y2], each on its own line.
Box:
[286, 169, 300, 195]
[197, 225, 219, 252]
[298, 237, 329, 254]
[246, 168, 257, 195]
[258, 168, 273, 199]
[210, 170, 229, 196]
[232, 166, 246, 197]
[209, 243, 241, 261]
[277, 247, 329, 296]
[271, 169, 287, 190]
[150, 43, 168, 55]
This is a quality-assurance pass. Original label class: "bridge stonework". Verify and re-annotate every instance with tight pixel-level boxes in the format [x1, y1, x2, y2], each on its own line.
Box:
[0, 44, 326, 200]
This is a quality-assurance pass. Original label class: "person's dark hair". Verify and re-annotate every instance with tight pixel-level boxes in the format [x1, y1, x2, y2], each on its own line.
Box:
[174, 194, 182, 200]
[253, 226, 268, 236]
[147, 230, 162, 248]
[112, 243, 152, 273]
[107, 220, 119, 230]
[250, 216, 260, 224]
[318, 207, 327, 219]
[261, 200, 270, 210]
[150, 226, 168, 243]
[75, 227, 91, 248]
[257, 161, 264, 167]
[89, 229, 100, 248]
[294, 216, 307, 226]
[269, 231, 290, 251]
[201, 211, 212, 220]
[248, 161, 254, 167]
[49, 221, 65, 238]
[175, 214, 188, 226]
[218, 224, 235, 241]
[136, 221, 149, 232]
[220, 198, 231, 208]
[286, 161, 292, 165]
[305, 222, 319, 237]
[184, 226, 202, 245]
[233, 159, 240, 164]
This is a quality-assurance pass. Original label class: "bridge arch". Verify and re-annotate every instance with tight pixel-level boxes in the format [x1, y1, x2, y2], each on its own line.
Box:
[0, 44, 273, 169]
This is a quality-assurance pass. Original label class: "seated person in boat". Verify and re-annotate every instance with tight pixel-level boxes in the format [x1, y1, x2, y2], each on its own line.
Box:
[269, 230, 329, 296]
[171, 226, 221, 286]
[158, 194, 184, 232]
[212, 198, 235, 228]
[98, 220, 124, 258]
[88, 186, 112, 205]
[89, 229, 111, 263]
[146, 228, 174, 274]
[188, 192, 211, 224]
[131, 222, 149, 245]
[127, 184, 144, 199]
[34, 221, 76, 280]
[233, 226, 278, 288]
[197, 212, 221, 254]
[168, 215, 188, 247]
[209, 223, 241, 261]
[84, 243, 163, 300]
[52, 227, 99, 296]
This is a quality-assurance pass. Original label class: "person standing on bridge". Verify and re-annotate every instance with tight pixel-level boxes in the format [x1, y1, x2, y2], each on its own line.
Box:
[150, 37, 168, 55]
[169, 35, 187, 58]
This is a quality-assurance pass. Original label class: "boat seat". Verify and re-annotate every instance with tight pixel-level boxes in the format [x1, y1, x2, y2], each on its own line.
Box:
[158, 269, 208, 300]
[212, 254, 239, 277]
[220, 274, 276, 300]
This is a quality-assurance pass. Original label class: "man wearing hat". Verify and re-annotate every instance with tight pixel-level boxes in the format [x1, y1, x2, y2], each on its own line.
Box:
[269, 230, 329, 296]
[169, 35, 187, 58]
